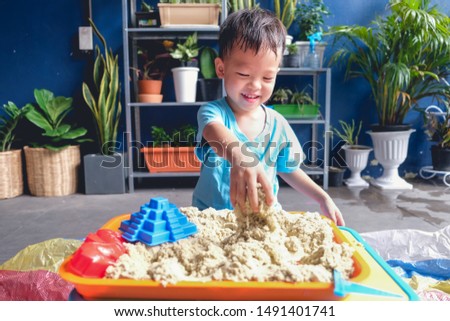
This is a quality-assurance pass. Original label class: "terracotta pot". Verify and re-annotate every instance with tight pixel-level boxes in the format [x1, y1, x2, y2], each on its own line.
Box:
[138, 80, 162, 94]
[138, 94, 163, 103]
[140, 147, 200, 173]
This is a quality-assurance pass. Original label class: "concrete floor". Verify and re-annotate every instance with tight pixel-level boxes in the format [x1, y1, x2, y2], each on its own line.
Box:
[1, 176, 449, 265]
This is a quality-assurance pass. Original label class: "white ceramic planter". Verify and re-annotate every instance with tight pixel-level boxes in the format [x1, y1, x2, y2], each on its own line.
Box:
[342, 145, 372, 187]
[172, 67, 199, 103]
[367, 129, 415, 190]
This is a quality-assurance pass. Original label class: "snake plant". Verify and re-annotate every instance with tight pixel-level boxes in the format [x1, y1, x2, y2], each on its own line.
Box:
[82, 19, 122, 156]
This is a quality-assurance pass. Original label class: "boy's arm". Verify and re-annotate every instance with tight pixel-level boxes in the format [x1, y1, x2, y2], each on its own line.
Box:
[202, 121, 275, 212]
[278, 169, 345, 226]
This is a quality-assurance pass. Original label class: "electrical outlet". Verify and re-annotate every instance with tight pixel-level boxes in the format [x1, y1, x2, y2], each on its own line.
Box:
[78, 26, 93, 51]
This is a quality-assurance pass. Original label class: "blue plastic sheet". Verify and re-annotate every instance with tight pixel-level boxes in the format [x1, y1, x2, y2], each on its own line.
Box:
[387, 259, 450, 280]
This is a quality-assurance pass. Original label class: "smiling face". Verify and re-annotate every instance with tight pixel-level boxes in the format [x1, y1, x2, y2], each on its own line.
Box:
[215, 45, 282, 116]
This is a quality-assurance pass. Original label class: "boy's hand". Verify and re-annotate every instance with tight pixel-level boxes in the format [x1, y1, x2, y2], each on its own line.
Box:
[230, 159, 274, 213]
[319, 196, 345, 226]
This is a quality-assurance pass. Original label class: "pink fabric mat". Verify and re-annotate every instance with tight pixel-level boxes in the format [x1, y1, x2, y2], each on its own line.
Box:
[0, 270, 74, 300]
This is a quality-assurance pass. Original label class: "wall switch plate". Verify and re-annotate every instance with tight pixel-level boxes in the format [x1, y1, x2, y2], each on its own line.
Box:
[78, 26, 93, 51]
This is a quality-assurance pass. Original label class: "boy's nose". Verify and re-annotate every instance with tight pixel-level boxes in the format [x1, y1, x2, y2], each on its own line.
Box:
[248, 78, 262, 90]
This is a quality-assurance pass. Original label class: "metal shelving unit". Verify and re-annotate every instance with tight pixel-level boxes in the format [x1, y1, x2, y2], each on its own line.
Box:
[278, 67, 332, 189]
[122, 1, 331, 191]
[122, 0, 227, 192]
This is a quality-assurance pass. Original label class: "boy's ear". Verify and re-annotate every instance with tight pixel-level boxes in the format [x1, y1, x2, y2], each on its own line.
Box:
[215, 57, 225, 78]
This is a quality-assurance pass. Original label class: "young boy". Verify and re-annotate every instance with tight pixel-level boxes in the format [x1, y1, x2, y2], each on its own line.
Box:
[192, 8, 345, 226]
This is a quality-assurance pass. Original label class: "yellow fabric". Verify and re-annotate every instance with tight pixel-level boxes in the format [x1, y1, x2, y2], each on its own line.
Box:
[431, 280, 450, 294]
[0, 238, 82, 273]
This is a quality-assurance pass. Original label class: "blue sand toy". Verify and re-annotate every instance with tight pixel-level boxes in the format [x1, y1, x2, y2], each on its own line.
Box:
[120, 196, 198, 246]
[333, 269, 402, 298]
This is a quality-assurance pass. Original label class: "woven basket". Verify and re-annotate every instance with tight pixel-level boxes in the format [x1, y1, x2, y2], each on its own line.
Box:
[24, 145, 81, 197]
[0, 149, 24, 199]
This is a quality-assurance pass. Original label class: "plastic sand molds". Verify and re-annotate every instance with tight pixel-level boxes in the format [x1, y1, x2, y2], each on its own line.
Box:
[119, 196, 198, 246]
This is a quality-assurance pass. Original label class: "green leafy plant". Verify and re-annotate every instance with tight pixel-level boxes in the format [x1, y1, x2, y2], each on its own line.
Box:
[329, 0, 450, 127]
[140, 1, 154, 11]
[200, 46, 218, 79]
[0, 102, 32, 151]
[151, 125, 197, 147]
[271, 88, 293, 104]
[271, 86, 315, 105]
[132, 40, 174, 80]
[333, 119, 363, 146]
[151, 126, 171, 147]
[25, 89, 89, 151]
[82, 19, 122, 156]
[160, 0, 221, 3]
[296, 0, 330, 41]
[170, 33, 200, 66]
[229, 0, 259, 13]
[273, 0, 297, 31]
[285, 43, 298, 55]
[290, 87, 315, 105]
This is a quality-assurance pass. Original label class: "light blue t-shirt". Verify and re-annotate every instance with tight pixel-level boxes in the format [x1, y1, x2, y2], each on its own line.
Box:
[192, 98, 304, 210]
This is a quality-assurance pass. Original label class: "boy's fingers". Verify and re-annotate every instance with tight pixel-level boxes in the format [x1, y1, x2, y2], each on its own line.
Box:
[236, 179, 247, 211]
[258, 174, 274, 206]
[336, 210, 345, 226]
[230, 179, 237, 207]
[246, 179, 259, 213]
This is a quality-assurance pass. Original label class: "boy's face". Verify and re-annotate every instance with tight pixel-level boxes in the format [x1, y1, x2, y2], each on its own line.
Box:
[215, 45, 282, 115]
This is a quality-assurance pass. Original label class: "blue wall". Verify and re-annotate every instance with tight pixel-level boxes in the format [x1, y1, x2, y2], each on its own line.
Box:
[1, 0, 449, 177]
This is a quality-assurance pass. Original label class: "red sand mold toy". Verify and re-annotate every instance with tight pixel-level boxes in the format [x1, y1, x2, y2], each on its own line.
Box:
[66, 197, 198, 278]
[67, 229, 127, 278]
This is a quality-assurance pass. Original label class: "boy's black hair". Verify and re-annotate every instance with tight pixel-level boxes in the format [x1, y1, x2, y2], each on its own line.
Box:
[218, 8, 287, 59]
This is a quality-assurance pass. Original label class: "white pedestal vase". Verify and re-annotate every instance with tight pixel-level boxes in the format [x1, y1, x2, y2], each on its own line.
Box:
[342, 145, 372, 187]
[172, 67, 199, 103]
[367, 129, 415, 190]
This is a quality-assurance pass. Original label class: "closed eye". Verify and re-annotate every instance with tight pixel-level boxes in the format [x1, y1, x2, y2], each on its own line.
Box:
[237, 72, 249, 77]
[263, 77, 274, 81]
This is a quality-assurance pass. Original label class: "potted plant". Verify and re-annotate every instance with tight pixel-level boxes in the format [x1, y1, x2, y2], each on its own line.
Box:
[82, 19, 125, 194]
[23, 89, 89, 197]
[135, 1, 160, 28]
[282, 43, 299, 68]
[0, 102, 31, 199]
[132, 40, 175, 103]
[423, 105, 450, 171]
[333, 120, 372, 187]
[329, 0, 450, 190]
[270, 87, 293, 105]
[271, 86, 320, 119]
[198, 46, 222, 101]
[158, 0, 221, 27]
[170, 33, 200, 103]
[295, 0, 329, 67]
[141, 125, 200, 173]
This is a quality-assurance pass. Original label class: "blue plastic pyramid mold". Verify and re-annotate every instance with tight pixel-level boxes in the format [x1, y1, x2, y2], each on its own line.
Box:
[119, 196, 197, 246]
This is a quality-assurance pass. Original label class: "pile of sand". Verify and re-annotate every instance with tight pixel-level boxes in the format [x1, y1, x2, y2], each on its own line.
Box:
[105, 189, 354, 286]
